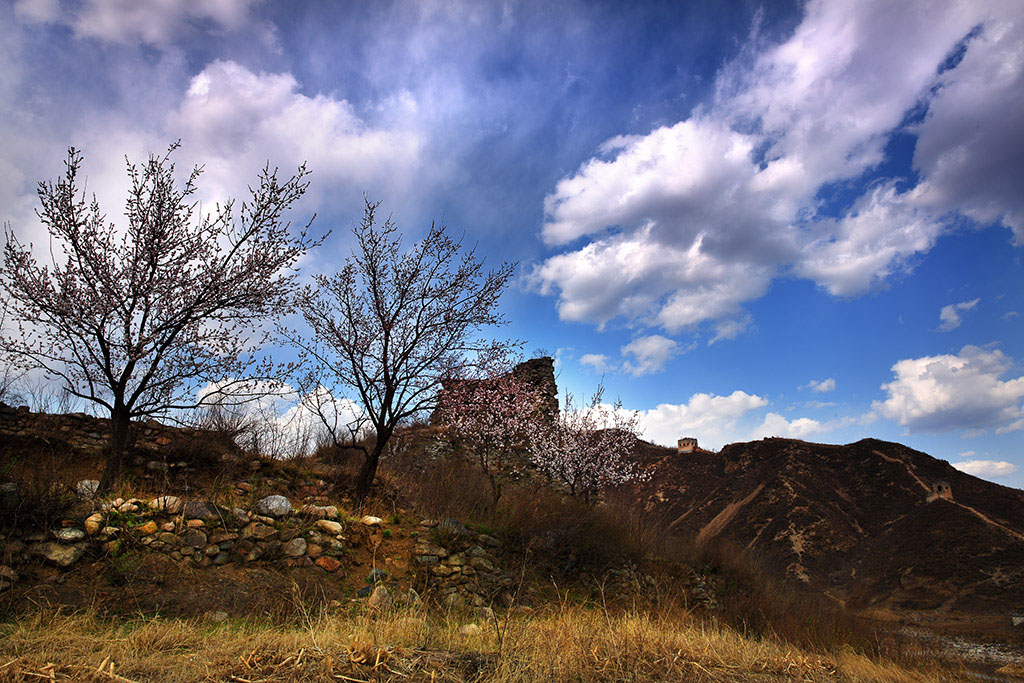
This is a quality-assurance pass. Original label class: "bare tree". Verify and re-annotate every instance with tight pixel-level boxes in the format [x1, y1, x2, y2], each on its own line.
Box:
[285, 199, 516, 502]
[1, 144, 320, 492]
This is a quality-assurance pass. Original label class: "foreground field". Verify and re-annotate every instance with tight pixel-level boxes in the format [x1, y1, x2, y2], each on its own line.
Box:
[0, 604, 948, 683]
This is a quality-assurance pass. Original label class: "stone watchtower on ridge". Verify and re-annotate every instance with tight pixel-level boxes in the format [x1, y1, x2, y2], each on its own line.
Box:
[677, 437, 698, 454]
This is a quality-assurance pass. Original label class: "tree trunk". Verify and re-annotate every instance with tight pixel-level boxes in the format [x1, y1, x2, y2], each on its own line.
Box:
[98, 406, 131, 494]
[353, 428, 391, 503]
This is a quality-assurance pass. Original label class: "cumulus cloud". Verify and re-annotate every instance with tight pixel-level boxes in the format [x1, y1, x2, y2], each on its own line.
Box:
[535, 0, 1023, 336]
[635, 390, 767, 449]
[749, 412, 825, 440]
[167, 60, 424, 206]
[952, 460, 1020, 478]
[579, 353, 609, 373]
[872, 345, 1024, 433]
[3, 59, 429, 255]
[937, 298, 980, 331]
[912, 13, 1024, 245]
[802, 378, 836, 393]
[621, 335, 680, 377]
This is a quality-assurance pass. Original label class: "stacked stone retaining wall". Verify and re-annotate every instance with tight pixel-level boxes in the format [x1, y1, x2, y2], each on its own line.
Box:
[0, 402, 230, 453]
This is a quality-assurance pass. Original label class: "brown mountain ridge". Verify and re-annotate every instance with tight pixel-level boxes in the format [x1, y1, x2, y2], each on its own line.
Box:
[631, 437, 1024, 614]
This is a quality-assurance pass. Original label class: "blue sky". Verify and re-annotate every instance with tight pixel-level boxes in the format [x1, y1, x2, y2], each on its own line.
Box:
[2, 0, 1022, 487]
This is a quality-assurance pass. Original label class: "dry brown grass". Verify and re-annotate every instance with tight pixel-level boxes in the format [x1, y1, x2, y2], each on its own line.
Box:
[0, 603, 944, 682]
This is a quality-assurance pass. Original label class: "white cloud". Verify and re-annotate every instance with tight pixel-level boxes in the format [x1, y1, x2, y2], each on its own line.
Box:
[749, 412, 825, 440]
[579, 353, 609, 373]
[802, 377, 836, 393]
[873, 345, 1024, 433]
[621, 335, 680, 377]
[535, 0, 1023, 336]
[709, 314, 754, 345]
[13, 0, 59, 23]
[912, 11, 1024, 245]
[1001, 311, 1020, 321]
[952, 460, 1020, 478]
[636, 390, 768, 449]
[795, 183, 944, 296]
[167, 60, 424, 207]
[15, 0, 272, 49]
[805, 400, 837, 409]
[958, 450, 976, 457]
[937, 298, 980, 331]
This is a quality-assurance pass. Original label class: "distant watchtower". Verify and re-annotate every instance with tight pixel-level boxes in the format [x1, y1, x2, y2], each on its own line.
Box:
[677, 437, 698, 454]
[926, 480, 953, 503]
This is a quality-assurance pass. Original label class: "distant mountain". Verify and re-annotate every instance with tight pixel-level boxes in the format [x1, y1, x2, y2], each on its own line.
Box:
[631, 437, 1024, 613]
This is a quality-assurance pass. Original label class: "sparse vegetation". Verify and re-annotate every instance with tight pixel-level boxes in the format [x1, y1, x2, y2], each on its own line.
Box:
[0, 603, 946, 682]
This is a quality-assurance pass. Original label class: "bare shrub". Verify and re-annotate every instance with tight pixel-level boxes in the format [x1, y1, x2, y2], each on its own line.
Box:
[491, 483, 636, 573]
[0, 435, 79, 532]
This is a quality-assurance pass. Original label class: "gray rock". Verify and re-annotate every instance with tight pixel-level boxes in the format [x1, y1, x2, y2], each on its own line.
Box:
[414, 555, 439, 566]
[255, 495, 292, 518]
[466, 545, 487, 557]
[240, 522, 278, 541]
[367, 568, 387, 583]
[182, 500, 220, 520]
[75, 480, 99, 498]
[32, 541, 86, 567]
[414, 542, 448, 558]
[368, 585, 391, 609]
[158, 532, 179, 546]
[438, 518, 471, 536]
[282, 537, 307, 557]
[53, 528, 86, 543]
[230, 508, 250, 525]
[315, 519, 343, 535]
[212, 552, 231, 566]
[469, 556, 494, 572]
[150, 496, 183, 515]
[180, 529, 208, 548]
[477, 534, 501, 547]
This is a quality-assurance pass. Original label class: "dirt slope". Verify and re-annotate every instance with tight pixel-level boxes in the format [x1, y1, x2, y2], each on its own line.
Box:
[631, 437, 1024, 613]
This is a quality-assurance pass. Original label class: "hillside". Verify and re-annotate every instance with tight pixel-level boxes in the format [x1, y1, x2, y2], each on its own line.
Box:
[632, 437, 1024, 614]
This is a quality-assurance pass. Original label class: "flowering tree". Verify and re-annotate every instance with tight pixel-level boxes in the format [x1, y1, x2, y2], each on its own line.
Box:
[530, 385, 646, 503]
[284, 199, 516, 502]
[435, 361, 544, 506]
[1, 145, 319, 492]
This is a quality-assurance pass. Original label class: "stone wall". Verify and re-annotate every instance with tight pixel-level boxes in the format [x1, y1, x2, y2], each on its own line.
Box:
[510, 357, 559, 419]
[0, 402, 230, 453]
[433, 356, 559, 424]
